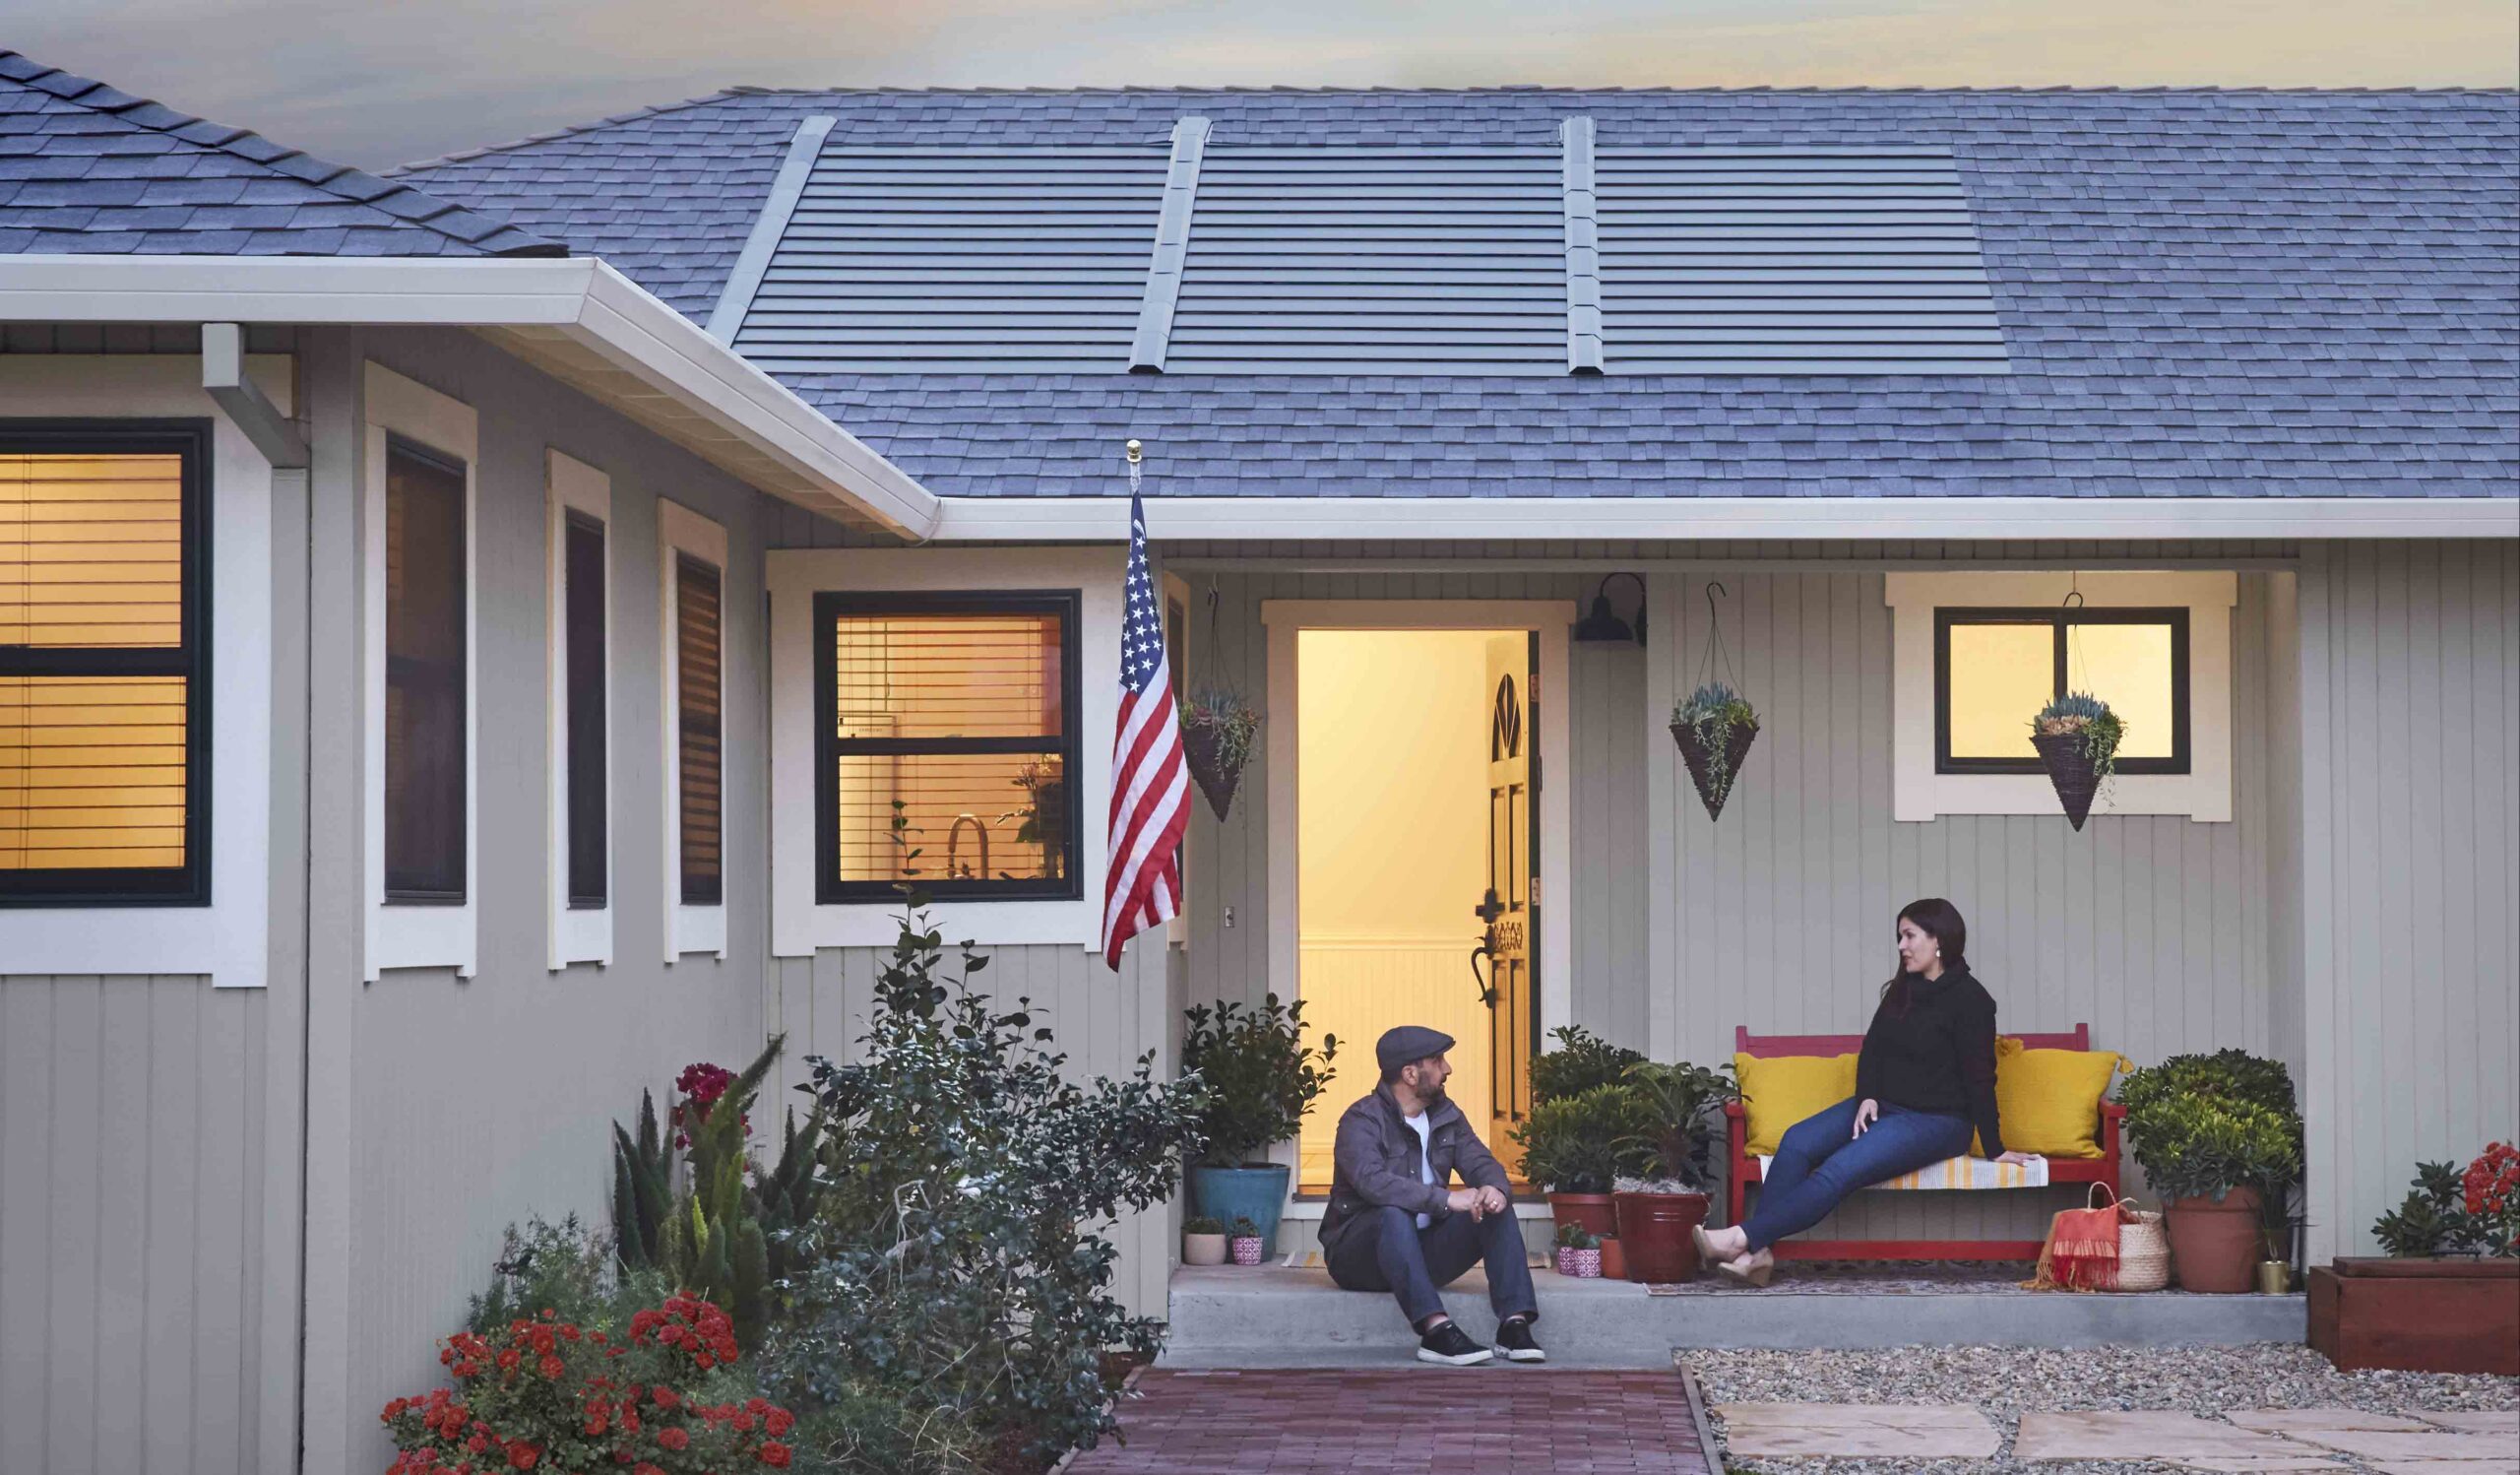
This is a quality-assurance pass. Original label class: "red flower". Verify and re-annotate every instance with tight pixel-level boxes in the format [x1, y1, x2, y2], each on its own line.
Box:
[658, 1427, 690, 1453]
[507, 1443, 540, 1470]
[538, 1356, 565, 1380]
[653, 1387, 680, 1410]
[757, 1442, 791, 1468]
[765, 1409, 793, 1438]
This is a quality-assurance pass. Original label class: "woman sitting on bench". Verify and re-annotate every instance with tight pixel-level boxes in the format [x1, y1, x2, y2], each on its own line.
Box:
[1695, 898, 2035, 1286]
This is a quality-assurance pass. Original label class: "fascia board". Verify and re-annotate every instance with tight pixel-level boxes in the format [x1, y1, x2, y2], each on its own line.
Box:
[930, 494, 2520, 543]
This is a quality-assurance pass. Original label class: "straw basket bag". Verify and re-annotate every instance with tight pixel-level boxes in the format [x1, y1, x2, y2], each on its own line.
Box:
[2115, 1202, 2171, 1292]
[2029, 1184, 2169, 1292]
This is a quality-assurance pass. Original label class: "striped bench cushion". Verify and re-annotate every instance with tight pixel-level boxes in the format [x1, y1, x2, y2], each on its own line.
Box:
[1755, 1154, 2050, 1190]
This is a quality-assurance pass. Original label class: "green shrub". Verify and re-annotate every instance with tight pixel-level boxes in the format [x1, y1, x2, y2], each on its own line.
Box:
[1511, 1084, 1654, 1193]
[1183, 1215, 1223, 1235]
[768, 905, 1206, 1472]
[2122, 1092, 2302, 1204]
[1180, 994, 1339, 1168]
[466, 1213, 672, 1339]
[1531, 1025, 1647, 1106]
[1619, 1059, 1740, 1190]
[2118, 1049, 2300, 1120]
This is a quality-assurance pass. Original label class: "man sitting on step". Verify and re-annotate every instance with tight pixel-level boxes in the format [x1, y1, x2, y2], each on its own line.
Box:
[1319, 1025, 1544, 1367]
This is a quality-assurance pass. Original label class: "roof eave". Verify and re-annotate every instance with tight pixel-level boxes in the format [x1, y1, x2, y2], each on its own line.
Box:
[0, 254, 942, 538]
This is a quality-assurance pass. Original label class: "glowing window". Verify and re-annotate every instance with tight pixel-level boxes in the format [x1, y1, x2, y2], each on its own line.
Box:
[1936, 609, 2188, 774]
[0, 429, 207, 903]
[814, 593, 1079, 901]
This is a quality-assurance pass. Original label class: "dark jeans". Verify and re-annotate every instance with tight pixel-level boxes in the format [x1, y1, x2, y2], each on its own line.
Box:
[1739, 1096, 1974, 1252]
[1324, 1202, 1539, 1330]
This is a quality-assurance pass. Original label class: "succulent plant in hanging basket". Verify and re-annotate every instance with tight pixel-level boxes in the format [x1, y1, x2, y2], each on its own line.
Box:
[1181, 686, 1262, 821]
[1670, 681, 1760, 821]
[2030, 690, 2126, 831]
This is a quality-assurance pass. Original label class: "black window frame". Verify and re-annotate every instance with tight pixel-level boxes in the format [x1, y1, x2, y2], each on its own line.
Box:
[382, 434, 470, 905]
[674, 551, 724, 908]
[1934, 606, 2191, 777]
[0, 419, 213, 908]
[562, 507, 607, 909]
[814, 589, 1084, 904]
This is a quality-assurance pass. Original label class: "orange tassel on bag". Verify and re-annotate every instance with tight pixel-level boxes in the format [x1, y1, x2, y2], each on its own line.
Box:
[2026, 1184, 2128, 1292]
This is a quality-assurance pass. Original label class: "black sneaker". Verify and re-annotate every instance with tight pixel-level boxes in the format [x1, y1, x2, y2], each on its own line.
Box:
[1494, 1315, 1545, 1364]
[1415, 1319, 1493, 1367]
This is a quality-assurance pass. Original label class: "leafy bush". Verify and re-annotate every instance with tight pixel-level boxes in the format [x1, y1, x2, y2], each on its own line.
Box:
[1511, 1084, 1655, 1194]
[1182, 1215, 1223, 1236]
[1180, 994, 1339, 1168]
[2373, 1145, 2520, 1258]
[383, 1293, 794, 1474]
[2122, 1092, 2302, 1205]
[467, 1213, 670, 1341]
[2117, 1050, 2300, 1120]
[1619, 1059, 1739, 1191]
[767, 907, 1205, 1473]
[1531, 1025, 1646, 1107]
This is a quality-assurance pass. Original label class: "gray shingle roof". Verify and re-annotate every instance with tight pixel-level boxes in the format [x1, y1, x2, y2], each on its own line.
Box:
[396, 89, 2520, 499]
[0, 49, 560, 257]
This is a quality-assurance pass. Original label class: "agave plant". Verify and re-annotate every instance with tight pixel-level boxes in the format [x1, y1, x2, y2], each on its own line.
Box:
[1669, 680, 1761, 820]
[2030, 690, 2127, 830]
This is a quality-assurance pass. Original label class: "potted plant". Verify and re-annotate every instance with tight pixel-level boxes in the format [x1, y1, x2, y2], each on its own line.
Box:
[1181, 995, 1338, 1259]
[2312, 1145, 2520, 1375]
[1227, 1216, 1266, 1267]
[1531, 1025, 1646, 1104]
[1512, 1083, 1653, 1239]
[1181, 686, 1262, 821]
[2119, 1051, 2303, 1293]
[1554, 1223, 1603, 1279]
[2030, 691, 2124, 831]
[1670, 681, 1760, 821]
[1182, 1214, 1228, 1267]
[1612, 1058, 1739, 1283]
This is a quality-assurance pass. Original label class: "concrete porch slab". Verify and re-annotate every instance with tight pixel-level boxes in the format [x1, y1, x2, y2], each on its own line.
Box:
[1160, 1265, 2308, 1369]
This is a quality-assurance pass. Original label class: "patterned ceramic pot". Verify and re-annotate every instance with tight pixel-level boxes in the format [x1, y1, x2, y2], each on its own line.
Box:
[1229, 1236, 1265, 1267]
[1556, 1247, 1602, 1279]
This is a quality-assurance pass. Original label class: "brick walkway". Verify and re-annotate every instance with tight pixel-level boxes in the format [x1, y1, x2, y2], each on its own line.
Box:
[1064, 1368, 1715, 1473]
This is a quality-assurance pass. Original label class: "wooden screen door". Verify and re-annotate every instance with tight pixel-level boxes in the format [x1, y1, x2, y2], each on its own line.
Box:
[1479, 632, 1539, 1176]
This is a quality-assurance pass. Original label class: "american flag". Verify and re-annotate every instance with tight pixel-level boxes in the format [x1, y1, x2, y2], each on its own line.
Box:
[1102, 492, 1188, 970]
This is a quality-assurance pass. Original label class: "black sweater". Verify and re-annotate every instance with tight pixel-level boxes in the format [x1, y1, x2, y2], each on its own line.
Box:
[1855, 967, 2005, 1158]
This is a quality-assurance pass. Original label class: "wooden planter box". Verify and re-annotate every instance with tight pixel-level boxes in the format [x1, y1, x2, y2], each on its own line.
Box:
[2308, 1256, 2520, 1375]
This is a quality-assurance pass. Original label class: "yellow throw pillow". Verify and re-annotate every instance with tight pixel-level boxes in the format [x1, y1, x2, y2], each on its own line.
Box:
[1991, 1045, 2126, 1159]
[1733, 1052, 1859, 1157]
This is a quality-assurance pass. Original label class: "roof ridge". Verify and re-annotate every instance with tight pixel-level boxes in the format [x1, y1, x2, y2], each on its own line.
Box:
[384, 88, 751, 175]
[0, 47, 565, 256]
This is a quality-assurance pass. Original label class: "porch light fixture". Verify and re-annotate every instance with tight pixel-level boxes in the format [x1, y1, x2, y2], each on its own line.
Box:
[1574, 571, 1647, 647]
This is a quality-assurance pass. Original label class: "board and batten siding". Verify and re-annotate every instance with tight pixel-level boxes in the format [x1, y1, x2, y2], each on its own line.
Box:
[2296, 539, 2519, 1260]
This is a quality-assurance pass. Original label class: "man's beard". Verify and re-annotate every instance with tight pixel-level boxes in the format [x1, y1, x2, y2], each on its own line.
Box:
[1417, 1080, 1449, 1110]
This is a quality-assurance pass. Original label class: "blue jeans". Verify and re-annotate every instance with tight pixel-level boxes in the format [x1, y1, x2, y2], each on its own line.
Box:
[1324, 1202, 1539, 1331]
[1739, 1097, 1974, 1253]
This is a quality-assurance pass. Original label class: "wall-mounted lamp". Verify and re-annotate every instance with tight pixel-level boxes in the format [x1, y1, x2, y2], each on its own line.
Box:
[1573, 571, 1648, 647]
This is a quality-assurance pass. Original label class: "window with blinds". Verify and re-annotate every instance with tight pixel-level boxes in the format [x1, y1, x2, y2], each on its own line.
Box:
[675, 552, 723, 907]
[813, 592, 1080, 902]
[384, 437, 468, 902]
[0, 426, 208, 904]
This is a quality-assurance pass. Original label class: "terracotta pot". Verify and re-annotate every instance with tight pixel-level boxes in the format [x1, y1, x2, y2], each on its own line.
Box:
[1613, 1189, 1712, 1284]
[1182, 1232, 1227, 1267]
[2164, 1187, 2263, 1293]
[2310, 1256, 2520, 1375]
[1547, 1191, 1618, 1240]
[1600, 1236, 1627, 1281]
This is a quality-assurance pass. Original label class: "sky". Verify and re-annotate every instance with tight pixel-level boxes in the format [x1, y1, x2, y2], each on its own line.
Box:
[14, 0, 2518, 169]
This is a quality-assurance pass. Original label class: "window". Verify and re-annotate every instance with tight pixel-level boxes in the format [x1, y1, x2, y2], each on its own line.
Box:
[384, 436, 468, 902]
[676, 553, 723, 906]
[544, 450, 612, 969]
[1937, 608, 2189, 775]
[562, 513, 607, 903]
[813, 591, 1081, 903]
[0, 423, 209, 905]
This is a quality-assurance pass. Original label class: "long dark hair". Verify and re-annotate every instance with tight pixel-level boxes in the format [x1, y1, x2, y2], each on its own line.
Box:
[1881, 898, 1969, 1016]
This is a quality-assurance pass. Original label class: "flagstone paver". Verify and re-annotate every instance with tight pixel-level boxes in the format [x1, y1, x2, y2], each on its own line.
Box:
[2413, 1413, 2520, 1438]
[2269, 1430, 2520, 1464]
[1717, 1402, 2002, 1459]
[1067, 1368, 1713, 1473]
[2014, 1410, 2343, 1469]
[2232, 1412, 2445, 1436]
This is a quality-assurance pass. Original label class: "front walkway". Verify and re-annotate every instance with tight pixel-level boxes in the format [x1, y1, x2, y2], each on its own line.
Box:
[1064, 1369, 1715, 1473]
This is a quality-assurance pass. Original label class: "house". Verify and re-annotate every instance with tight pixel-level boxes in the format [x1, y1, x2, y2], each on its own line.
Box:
[1, 48, 2514, 1473]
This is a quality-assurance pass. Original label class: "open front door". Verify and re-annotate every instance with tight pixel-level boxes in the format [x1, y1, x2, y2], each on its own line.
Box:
[1479, 633, 1539, 1176]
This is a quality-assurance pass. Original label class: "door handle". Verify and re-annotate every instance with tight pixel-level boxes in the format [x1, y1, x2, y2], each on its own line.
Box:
[1468, 935, 1497, 1008]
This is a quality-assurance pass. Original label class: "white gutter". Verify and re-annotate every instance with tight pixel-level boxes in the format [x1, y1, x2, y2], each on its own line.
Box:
[0, 254, 943, 539]
[932, 493, 2520, 544]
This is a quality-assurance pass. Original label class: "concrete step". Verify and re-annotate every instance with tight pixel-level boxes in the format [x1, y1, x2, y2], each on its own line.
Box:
[1159, 1265, 2308, 1371]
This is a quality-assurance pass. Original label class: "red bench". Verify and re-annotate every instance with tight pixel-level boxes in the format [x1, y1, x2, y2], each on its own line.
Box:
[1722, 1022, 2126, 1261]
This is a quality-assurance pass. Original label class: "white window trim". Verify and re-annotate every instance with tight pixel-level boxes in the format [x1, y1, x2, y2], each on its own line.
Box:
[364, 362, 479, 979]
[0, 355, 277, 988]
[659, 498, 729, 962]
[546, 450, 613, 970]
[1886, 570, 2237, 823]
[768, 545, 1124, 954]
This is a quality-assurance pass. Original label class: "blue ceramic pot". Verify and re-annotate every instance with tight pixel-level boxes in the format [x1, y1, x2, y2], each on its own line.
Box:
[1189, 1164, 1292, 1259]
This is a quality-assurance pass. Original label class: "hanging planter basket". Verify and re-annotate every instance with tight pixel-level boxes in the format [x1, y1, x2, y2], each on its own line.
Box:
[1670, 694, 1760, 822]
[1181, 687, 1261, 822]
[2032, 731, 2103, 831]
[2031, 691, 2124, 832]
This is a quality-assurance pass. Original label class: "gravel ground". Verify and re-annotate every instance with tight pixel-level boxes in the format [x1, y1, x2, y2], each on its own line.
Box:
[1684, 1344, 2518, 1475]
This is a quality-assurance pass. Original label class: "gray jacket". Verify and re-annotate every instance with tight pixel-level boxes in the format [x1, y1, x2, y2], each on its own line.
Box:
[1318, 1084, 1512, 1253]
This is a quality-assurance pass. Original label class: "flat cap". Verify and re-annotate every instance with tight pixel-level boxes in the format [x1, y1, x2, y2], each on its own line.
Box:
[1375, 1025, 1456, 1073]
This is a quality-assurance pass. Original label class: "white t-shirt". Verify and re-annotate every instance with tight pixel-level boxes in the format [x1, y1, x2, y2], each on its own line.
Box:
[1404, 1111, 1436, 1229]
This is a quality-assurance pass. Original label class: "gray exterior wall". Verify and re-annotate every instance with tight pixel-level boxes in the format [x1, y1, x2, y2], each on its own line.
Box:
[2295, 539, 2520, 1259]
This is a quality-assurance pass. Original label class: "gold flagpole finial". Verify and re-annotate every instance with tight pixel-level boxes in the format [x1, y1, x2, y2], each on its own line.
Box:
[1125, 438, 1143, 465]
